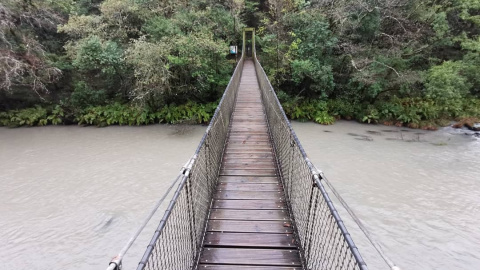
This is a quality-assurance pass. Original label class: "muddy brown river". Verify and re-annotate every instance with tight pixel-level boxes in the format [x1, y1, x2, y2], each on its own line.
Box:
[0, 121, 479, 269]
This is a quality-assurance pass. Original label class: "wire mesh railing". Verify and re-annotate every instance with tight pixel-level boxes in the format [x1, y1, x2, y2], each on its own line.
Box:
[253, 52, 368, 270]
[115, 37, 369, 270]
[135, 54, 244, 270]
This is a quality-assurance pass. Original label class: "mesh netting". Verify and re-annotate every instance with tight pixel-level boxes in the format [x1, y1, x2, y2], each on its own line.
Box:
[253, 54, 368, 270]
[137, 50, 367, 270]
[136, 57, 244, 270]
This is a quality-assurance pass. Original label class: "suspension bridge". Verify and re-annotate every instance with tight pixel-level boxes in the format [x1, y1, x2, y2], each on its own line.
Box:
[108, 28, 371, 270]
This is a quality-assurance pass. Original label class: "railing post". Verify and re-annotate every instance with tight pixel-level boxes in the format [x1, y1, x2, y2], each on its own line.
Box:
[185, 173, 197, 267]
[286, 134, 295, 202]
[203, 133, 210, 190]
[304, 174, 321, 268]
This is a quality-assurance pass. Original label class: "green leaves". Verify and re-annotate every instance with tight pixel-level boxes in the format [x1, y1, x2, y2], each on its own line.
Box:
[425, 61, 472, 102]
[73, 36, 123, 75]
[314, 111, 335, 125]
[126, 38, 171, 101]
[74, 102, 217, 126]
[143, 16, 181, 40]
[291, 60, 335, 97]
[70, 81, 108, 108]
[282, 98, 335, 125]
[1, 106, 49, 127]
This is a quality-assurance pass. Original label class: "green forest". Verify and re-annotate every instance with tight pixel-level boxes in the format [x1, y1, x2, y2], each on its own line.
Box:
[0, 0, 479, 129]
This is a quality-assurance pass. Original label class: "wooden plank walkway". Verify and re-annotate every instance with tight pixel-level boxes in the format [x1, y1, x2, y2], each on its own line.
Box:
[198, 60, 301, 269]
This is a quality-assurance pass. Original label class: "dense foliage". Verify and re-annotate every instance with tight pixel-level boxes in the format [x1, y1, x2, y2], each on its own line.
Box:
[256, 0, 480, 128]
[0, 0, 243, 125]
[0, 0, 479, 128]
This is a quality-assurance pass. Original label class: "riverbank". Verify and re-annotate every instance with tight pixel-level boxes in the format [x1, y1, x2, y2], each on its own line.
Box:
[0, 102, 218, 127]
[1, 98, 479, 132]
[280, 97, 480, 131]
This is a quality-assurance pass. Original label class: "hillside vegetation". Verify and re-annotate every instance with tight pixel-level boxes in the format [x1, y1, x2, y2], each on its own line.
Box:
[0, 0, 479, 128]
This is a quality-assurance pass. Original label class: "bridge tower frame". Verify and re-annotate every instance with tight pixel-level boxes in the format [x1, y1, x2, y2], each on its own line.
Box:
[242, 27, 255, 57]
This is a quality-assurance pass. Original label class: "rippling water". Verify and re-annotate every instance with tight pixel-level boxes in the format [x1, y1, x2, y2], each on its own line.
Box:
[1, 122, 479, 270]
[0, 125, 206, 270]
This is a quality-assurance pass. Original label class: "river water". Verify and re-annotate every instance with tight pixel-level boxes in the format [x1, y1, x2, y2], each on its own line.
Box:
[0, 122, 479, 270]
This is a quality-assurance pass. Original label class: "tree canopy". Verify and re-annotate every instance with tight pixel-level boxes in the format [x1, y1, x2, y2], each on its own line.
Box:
[0, 0, 479, 128]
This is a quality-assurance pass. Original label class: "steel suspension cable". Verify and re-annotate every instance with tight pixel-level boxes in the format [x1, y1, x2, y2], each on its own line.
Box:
[316, 169, 402, 270]
[106, 157, 195, 270]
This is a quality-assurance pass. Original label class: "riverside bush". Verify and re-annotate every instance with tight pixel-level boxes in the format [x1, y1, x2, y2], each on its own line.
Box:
[0, 102, 218, 127]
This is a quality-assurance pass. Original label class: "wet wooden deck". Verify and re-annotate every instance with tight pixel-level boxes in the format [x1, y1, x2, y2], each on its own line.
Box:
[198, 60, 301, 269]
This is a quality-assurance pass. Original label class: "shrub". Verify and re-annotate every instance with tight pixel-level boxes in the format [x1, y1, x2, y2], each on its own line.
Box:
[3, 106, 48, 127]
[69, 81, 108, 108]
[327, 99, 359, 119]
[314, 111, 335, 125]
[425, 61, 472, 103]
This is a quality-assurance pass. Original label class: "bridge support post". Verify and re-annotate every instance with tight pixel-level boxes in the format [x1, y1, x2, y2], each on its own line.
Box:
[185, 174, 198, 268]
[243, 27, 255, 57]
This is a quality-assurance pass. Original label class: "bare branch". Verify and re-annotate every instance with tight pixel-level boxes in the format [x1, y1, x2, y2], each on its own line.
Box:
[372, 60, 401, 77]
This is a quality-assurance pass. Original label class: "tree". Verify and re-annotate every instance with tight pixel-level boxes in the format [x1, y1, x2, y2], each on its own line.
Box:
[0, 0, 67, 98]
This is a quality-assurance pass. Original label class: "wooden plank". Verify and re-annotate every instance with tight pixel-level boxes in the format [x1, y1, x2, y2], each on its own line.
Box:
[228, 135, 270, 139]
[237, 100, 262, 103]
[230, 126, 268, 130]
[218, 176, 279, 183]
[204, 232, 295, 248]
[233, 110, 263, 112]
[198, 60, 302, 269]
[214, 191, 283, 200]
[223, 152, 273, 156]
[224, 150, 273, 154]
[227, 142, 271, 146]
[230, 121, 265, 124]
[224, 153, 273, 158]
[222, 161, 275, 170]
[222, 159, 275, 163]
[223, 153, 273, 159]
[221, 164, 275, 169]
[225, 146, 272, 151]
[230, 127, 267, 130]
[230, 127, 268, 131]
[217, 183, 281, 191]
[222, 159, 274, 164]
[220, 169, 276, 176]
[230, 121, 266, 124]
[199, 248, 301, 266]
[227, 141, 270, 145]
[228, 132, 268, 136]
[223, 158, 277, 163]
[232, 115, 265, 118]
[222, 165, 275, 171]
[224, 149, 272, 153]
[213, 199, 285, 210]
[207, 220, 292, 234]
[230, 123, 267, 126]
[210, 209, 289, 221]
[230, 118, 265, 121]
[229, 131, 269, 134]
[227, 139, 270, 144]
[198, 265, 301, 270]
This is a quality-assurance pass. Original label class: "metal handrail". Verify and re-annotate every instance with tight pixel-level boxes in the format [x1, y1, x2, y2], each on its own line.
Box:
[134, 51, 245, 270]
[107, 29, 387, 270]
[253, 48, 369, 270]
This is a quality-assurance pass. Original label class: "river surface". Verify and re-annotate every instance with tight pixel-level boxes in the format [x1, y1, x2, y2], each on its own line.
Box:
[0, 122, 479, 270]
